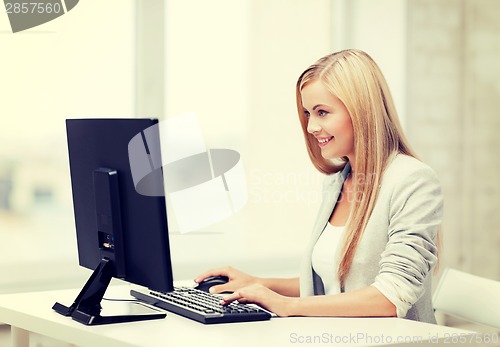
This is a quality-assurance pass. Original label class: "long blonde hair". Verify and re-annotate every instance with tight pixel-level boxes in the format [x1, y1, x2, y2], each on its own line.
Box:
[296, 49, 417, 286]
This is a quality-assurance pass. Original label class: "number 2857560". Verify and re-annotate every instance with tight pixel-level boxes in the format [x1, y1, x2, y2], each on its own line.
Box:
[5, 2, 63, 14]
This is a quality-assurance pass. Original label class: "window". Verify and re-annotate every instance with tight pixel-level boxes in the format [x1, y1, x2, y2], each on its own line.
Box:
[0, 0, 135, 292]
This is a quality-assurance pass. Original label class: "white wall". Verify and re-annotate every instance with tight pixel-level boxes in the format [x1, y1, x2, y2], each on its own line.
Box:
[163, 0, 332, 277]
[406, 0, 500, 280]
[333, 0, 408, 127]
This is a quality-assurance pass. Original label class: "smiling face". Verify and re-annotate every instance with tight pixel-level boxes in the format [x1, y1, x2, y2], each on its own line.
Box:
[301, 80, 355, 162]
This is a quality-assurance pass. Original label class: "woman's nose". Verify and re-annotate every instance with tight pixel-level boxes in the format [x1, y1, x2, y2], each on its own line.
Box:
[307, 116, 321, 134]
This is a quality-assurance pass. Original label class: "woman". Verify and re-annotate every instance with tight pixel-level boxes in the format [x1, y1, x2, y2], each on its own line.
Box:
[195, 49, 443, 323]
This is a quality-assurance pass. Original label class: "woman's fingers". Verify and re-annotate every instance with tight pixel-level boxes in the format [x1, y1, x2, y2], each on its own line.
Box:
[194, 266, 232, 283]
[208, 283, 233, 294]
[220, 291, 242, 305]
[218, 284, 292, 317]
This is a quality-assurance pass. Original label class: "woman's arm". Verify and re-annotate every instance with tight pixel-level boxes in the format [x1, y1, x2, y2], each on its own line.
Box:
[221, 284, 396, 317]
[258, 277, 300, 297]
[195, 266, 300, 297]
[287, 286, 396, 317]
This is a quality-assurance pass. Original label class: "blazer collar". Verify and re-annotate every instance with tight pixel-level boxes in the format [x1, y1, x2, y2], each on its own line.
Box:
[329, 162, 351, 187]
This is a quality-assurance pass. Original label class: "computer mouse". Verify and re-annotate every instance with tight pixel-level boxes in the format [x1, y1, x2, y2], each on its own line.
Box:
[195, 276, 230, 293]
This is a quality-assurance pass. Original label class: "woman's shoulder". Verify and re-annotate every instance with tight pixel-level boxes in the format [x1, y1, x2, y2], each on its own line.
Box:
[382, 154, 441, 194]
[385, 154, 439, 181]
[321, 155, 440, 188]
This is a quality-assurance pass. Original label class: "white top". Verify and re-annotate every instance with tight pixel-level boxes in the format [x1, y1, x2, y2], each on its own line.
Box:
[311, 222, 345, 295]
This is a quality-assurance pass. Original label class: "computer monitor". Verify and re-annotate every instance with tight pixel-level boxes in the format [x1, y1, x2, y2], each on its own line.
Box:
[53, 118, 174, 325]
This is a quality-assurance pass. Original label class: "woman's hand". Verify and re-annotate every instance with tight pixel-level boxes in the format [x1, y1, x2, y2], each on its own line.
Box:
[220, 283, 297, 317]
[194, 266, 260, 294]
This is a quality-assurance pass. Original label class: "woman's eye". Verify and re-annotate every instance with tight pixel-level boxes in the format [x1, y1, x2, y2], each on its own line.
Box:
[304, 111, 310, 119]
[318, 110, 328, 117]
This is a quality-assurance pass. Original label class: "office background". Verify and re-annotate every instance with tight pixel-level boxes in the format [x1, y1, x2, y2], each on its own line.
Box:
[0, 0, 499, 307]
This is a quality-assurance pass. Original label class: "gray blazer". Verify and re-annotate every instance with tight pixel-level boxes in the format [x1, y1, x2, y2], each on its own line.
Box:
[299, 154, 443, 323]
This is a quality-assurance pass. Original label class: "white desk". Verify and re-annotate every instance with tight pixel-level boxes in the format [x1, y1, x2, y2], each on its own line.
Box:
[0, 285, 472, 347]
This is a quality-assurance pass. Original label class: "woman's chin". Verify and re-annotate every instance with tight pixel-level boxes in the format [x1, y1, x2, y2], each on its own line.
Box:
[320, 151, 336, 160]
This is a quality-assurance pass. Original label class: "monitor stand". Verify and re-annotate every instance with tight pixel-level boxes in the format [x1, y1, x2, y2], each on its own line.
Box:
[52, 258, 166, 325]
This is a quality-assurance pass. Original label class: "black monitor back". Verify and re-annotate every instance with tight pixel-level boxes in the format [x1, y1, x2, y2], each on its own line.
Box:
[66, 118, 174, 293]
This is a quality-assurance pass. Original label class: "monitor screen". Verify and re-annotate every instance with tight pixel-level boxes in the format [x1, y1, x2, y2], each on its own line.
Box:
[54, 118, 174, 325]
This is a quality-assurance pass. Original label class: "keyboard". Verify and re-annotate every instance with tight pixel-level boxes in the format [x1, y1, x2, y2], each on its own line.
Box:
[130, 287, 272, 324]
